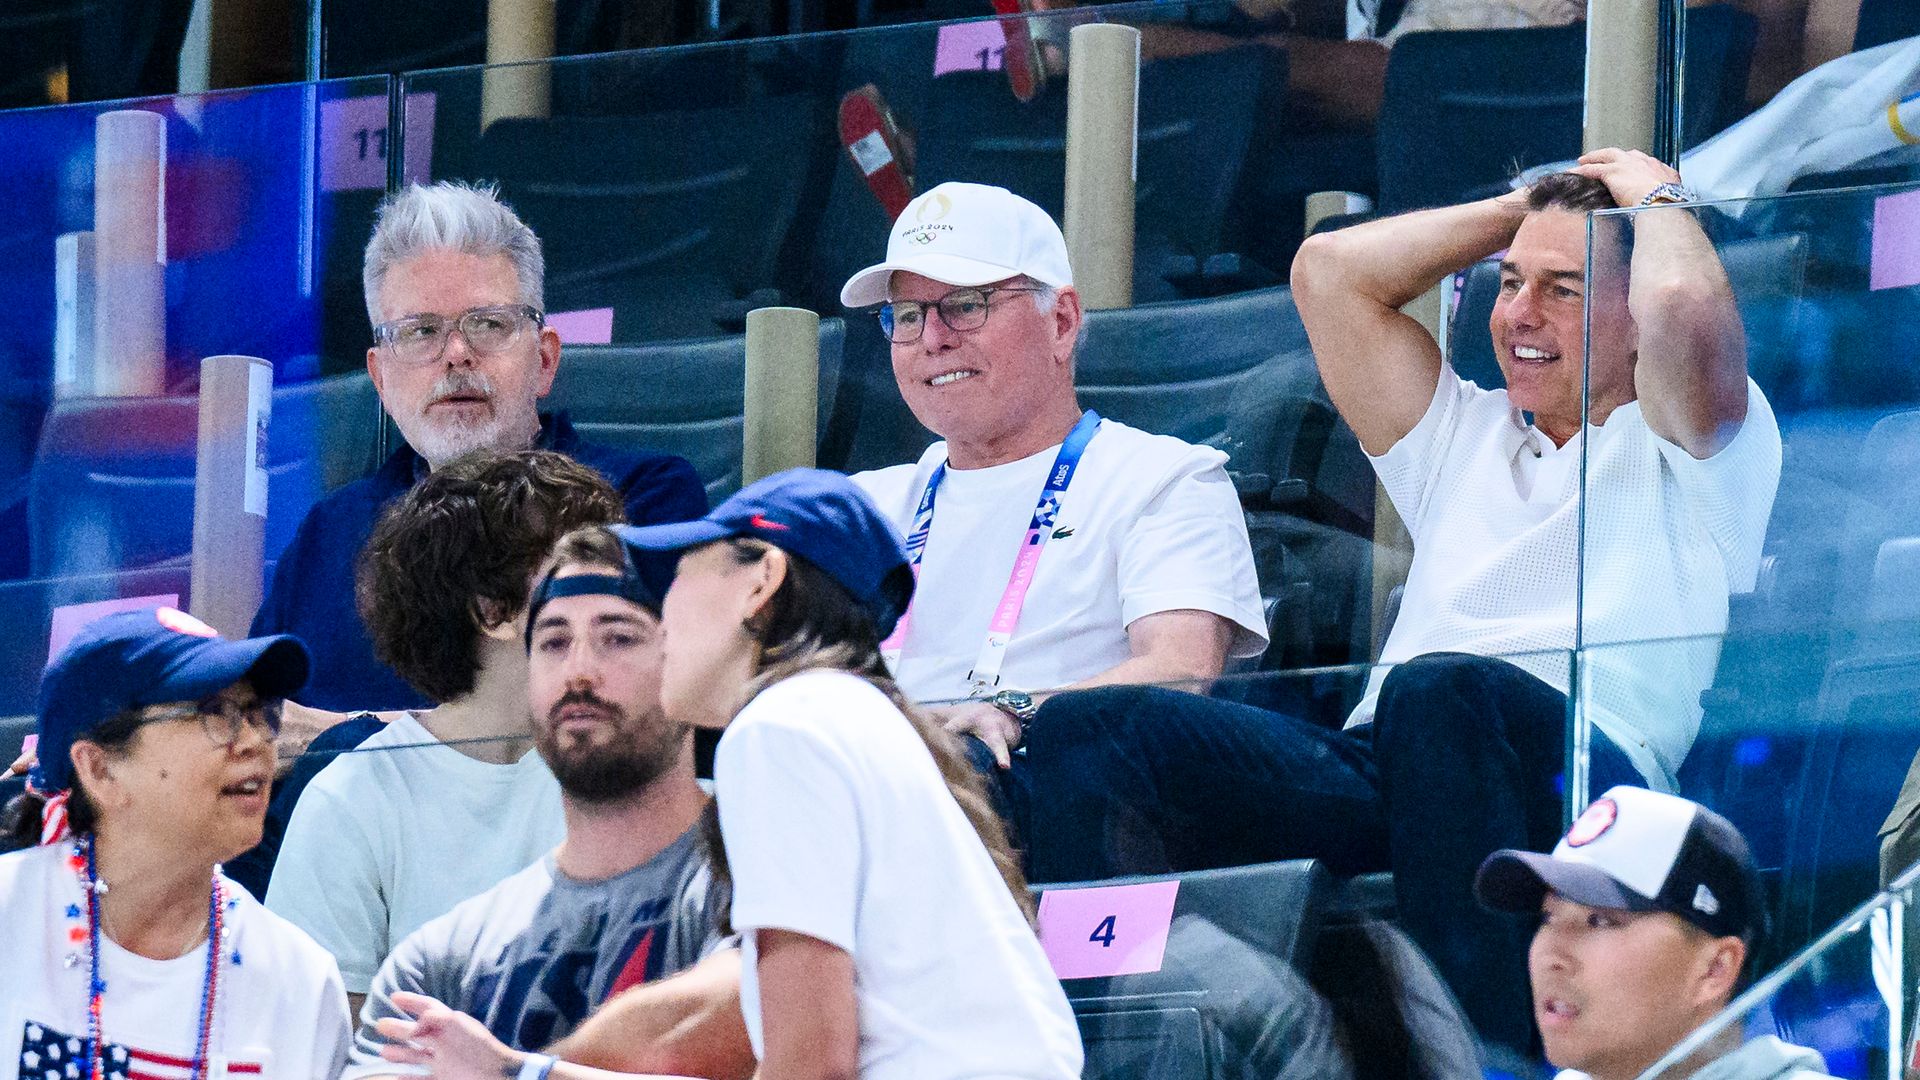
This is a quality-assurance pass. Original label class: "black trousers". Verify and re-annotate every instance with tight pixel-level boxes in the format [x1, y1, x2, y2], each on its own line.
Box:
[967, 652, 1642, 1056]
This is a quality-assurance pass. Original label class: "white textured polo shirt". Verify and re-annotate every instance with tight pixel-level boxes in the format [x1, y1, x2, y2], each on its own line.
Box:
[1352, 364, 1782, 790]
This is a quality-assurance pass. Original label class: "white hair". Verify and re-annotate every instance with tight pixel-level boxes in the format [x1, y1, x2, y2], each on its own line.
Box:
[362, 181, 545, 324]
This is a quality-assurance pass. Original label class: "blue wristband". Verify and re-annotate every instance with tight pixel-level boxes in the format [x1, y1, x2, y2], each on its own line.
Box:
[516, 1054, 557, 1080]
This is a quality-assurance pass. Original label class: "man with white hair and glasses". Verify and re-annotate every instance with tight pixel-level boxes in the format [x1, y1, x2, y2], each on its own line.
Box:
[252, 181, 708, 714]
[842, 182, 1267, 870]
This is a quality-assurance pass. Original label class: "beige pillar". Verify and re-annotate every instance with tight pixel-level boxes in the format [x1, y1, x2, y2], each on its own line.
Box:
[93, 110, 168, 399]
[190, 355, 272, 639]
[1063, 23, 1140, 311]
[1583, 0, 1659, 153]
[742, 307, 820, 484]
[483, 0, 557, 128]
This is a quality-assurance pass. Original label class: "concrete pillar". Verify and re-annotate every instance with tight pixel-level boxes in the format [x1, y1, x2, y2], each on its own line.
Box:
[483, 0, 556, 128]
[191, 355, 271, 639]
[742, 307, 820, 484]
[1584, 0, 1659, 153]
[93, 110, 167, 399]
[1063, 23, 1139, 311]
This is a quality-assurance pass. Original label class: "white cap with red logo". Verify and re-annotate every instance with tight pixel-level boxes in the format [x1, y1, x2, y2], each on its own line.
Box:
[1475, 785, 1765, 941]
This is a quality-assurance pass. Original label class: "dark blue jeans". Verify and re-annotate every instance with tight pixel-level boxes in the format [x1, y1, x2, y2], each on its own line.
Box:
[968, 651, 1641, 1057]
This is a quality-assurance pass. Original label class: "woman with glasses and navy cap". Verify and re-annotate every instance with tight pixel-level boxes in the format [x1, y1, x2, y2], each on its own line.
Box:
[378, 470, 1080, 1080]
[0, 607, 351, 1079]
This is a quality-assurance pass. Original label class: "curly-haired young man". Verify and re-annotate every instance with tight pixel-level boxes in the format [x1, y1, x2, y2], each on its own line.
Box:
[267, 449, 624, 1018]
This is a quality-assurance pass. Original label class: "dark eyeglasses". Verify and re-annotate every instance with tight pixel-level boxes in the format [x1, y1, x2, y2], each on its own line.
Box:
[143, 696, 283, 748]
[877, 286, 1046, 344]
[372, 304, 544, 366]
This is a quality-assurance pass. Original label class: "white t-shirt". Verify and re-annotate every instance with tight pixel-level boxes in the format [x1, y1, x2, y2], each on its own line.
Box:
[1359, 365, 1782, 788]
[853, 418, 1267, 703]
[0, 842, 350, 1079]
[717, 669, 1083, 1080]
[267, 712, 565, 992]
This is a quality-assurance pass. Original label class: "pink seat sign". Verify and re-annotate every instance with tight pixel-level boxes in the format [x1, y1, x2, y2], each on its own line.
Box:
[1037, 879, 1179, 980]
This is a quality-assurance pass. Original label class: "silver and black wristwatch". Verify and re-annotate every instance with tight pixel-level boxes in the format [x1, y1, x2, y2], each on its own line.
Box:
[989, 688, 1040, 725]
[1638, 182, 1696, 207]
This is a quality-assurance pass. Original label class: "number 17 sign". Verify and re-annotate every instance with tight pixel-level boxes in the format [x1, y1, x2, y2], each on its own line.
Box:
[1036, 879, 1179, 980]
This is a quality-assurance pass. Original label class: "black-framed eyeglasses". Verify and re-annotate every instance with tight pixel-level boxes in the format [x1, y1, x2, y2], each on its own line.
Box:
[877, 286, 1046, 344]
[143, 695, 283, 748]
[372, 304, 544, 367]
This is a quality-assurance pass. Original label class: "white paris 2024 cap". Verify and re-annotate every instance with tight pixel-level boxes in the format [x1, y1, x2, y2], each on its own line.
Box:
[1475, 785, 1766, 942]
[839, 182, 1074, 309]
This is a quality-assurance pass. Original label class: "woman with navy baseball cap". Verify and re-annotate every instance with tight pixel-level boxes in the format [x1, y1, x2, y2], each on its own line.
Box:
[0, 607, 350, 1079]
[376, 469, 1082, 1080]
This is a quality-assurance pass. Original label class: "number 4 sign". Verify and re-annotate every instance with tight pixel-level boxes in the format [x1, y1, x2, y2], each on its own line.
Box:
[1036, 880, 1179, 980]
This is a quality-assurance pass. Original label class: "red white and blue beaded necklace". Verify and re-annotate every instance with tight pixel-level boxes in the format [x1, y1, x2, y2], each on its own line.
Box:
[65, 835, 226, 1080]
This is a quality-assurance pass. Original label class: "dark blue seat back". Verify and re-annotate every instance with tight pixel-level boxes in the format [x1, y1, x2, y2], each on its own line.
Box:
[1375, 24, 1586, 214]
[473, 100, 823, 340]
[544, 319, 846, 503]
[914, 47, 1280, 299]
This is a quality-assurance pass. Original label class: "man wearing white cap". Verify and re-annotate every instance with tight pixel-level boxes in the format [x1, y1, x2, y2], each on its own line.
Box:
[1476, 787, 1836, 1080]
[841, 182, 1267, 850]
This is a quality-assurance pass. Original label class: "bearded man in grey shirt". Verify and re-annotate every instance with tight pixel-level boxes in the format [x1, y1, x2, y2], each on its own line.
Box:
[347, 526, 738, 1078]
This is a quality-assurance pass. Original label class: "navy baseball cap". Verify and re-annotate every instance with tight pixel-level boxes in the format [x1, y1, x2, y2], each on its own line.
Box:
[29, 607, 310, 794]
[614, 468, 914, 638]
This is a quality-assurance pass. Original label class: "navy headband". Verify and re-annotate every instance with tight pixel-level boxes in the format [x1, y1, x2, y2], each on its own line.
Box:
[524, 567, 660, 651]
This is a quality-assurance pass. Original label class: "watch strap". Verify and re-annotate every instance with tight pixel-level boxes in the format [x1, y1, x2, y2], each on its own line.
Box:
[517, 1054, 558, 1080]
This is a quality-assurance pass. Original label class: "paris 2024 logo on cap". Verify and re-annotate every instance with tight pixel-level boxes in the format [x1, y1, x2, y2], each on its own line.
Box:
[1565, 797, 1619, 848]
[902, 191, 955, 247]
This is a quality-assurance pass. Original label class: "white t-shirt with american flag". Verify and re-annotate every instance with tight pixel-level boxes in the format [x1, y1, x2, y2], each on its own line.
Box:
[1, 842, 350, 1080]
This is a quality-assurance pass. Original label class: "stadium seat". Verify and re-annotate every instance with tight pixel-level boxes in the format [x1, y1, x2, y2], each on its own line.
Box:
[541, 319, 848, 503]
[1678, 4, 1759, 151]
[1374, 23, 1586, 214]
[471, 99, 823, 341]
[1037, 860, 1335, 1080]
[1376, 8, 1755, 213]
[1854, 0, 1920, 52]
[1075, 285, 1308, 449]
[913, 46, 1286, 301]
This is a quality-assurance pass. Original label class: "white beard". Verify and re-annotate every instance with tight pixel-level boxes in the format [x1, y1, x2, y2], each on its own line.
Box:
[396, 369, 543, 468]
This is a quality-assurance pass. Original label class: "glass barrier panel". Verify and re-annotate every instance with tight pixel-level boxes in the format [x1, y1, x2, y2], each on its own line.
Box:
[386, 2, 1609, 675]
[0, 76, 390, 717]
[1636, 873, 1920, 1080]
[1577, 185, 1920, 960]
[205, 656, 1592, 1074]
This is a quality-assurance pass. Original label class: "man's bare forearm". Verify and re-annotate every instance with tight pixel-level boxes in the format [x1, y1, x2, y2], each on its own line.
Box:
[1612, 177, 1749, 454]
[547, 949, 755, 1080]
[1295, 192, 1528, 311]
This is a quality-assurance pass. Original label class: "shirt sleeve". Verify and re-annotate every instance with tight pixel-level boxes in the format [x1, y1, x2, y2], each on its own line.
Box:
[1114, 449, 1270, 657]
[714, 710, 863, 954]
[625, 455, 711, 527]
[1647, 379, 1784, 593]
[251, 509, 318, 636]
[1368, 363, 1471, 536]
[313, 959, 355, 1080]
[266, 775, 390, 994]
[343, 924, 459, 1078]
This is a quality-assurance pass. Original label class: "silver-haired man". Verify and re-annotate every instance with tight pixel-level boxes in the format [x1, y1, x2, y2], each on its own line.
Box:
[251, 182, 709, 713]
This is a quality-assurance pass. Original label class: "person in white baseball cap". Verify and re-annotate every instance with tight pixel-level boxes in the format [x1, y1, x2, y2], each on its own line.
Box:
[841, 181, 1267, 871]
[1476, 786, 1835, 1080]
